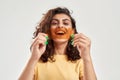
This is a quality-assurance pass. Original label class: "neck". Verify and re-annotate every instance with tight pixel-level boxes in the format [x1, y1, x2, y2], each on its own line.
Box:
[54, 41, 68, 55]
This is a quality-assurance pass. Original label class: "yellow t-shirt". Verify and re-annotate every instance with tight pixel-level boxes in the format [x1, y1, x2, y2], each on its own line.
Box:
[34, 55, 84, 80]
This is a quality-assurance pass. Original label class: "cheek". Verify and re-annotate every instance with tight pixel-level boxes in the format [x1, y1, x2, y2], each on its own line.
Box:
[50, 28, 55, 34]
[49, 28, 56, 38]
[65, 28, 74, 38]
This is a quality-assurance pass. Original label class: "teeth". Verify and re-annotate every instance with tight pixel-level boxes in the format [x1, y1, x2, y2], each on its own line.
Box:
[57, 31, 64, 33]
[57, 31, 64, 34]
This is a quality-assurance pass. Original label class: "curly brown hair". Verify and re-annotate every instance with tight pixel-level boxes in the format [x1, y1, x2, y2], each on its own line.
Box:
[33, 7, 81, 62]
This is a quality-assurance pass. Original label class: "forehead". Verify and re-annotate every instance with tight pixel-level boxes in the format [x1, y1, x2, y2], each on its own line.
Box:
[52, 13, 71, 21]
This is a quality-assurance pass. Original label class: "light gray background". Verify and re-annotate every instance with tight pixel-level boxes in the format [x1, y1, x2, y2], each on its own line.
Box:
[0, 0, 120, 80]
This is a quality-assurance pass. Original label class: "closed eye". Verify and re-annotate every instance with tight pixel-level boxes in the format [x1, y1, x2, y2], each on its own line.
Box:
[51, 22, 58, 25]
[63, 22, 69, 25]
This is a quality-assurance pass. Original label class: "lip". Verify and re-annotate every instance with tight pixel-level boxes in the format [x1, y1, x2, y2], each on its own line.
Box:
[50, 27, 73, 39]
[55, 28, 67, 35]
[56, 30, 65, 33]
[55, 30, 66, 35]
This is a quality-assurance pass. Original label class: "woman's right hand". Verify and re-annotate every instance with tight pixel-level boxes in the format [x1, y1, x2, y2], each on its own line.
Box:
[30, 33, 48, 62]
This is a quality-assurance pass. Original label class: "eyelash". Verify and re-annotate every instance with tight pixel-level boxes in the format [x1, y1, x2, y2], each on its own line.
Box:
[51, 22, 57, 25]
[51, 22, 69, 25]
[63, 23, 69, 25]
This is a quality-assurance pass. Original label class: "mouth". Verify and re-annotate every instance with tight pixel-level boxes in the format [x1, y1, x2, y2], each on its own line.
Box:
[55, 30, 66, 35]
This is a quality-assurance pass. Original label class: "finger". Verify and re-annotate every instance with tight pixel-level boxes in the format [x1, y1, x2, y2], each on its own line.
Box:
[74, 37, 88, 43]
[37, 33, 49, 44]
[37, 35, 46, 42]
[31, 37, 44, 48]
[36, 33, 48, 42]
[31, 38, 45, 50]
[30, 32, 48, 51]
[30, 36, 46, 50]
[30, 37, 39, 50]
[38, 33, 48, 38]
[74, 41, 85, 48]
[74, 38, 91, 48]
[79, 33, 90, 41]
[74, 34, 85, 40]
[73, 38, 87, 47]
[74, 33, 88, 40]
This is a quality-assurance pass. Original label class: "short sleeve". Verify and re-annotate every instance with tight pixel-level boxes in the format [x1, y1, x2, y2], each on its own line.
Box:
[79, 59, 84, 78]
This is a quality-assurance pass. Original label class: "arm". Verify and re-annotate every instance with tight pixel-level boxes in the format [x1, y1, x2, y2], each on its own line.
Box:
[18, 33, 47, 80]
[74, 33, 97, 80]
[18, 57, 37, 80]
[82, 53, 97, 80]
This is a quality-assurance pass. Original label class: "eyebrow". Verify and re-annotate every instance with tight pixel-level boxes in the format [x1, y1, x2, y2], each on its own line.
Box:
[51, 19, 71, 22]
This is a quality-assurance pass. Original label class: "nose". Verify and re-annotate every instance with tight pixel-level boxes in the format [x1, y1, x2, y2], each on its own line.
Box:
[58, 23, 63, 28]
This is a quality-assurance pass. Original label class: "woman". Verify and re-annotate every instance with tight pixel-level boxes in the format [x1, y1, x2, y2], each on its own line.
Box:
[19, 7, 97, 80]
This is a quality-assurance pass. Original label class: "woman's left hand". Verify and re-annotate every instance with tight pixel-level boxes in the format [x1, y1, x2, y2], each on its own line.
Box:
[73, 33, 91, 60]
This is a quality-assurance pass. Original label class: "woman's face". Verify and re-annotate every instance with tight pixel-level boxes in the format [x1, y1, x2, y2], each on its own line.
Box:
[50, 13, 74, 42]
